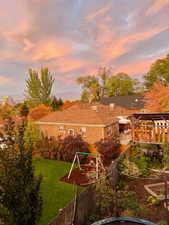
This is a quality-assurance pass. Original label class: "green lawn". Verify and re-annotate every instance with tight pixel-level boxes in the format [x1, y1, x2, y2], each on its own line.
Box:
[34, 158, 75, 225]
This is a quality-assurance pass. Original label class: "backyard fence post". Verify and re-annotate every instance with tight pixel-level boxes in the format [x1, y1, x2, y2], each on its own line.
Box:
[68, 155, 77, 179]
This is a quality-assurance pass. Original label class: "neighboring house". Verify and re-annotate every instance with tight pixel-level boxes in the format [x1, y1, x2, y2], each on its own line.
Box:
[100, 95, 145, 133]
[100, 95, 144, 114]
[36, 104, 119, 144]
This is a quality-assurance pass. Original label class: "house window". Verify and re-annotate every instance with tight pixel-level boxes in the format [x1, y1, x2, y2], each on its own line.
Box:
[58, 126, 64, 132]
[68, 129, 75, 136]
[107, 126, 112, 136]
[80, 127, 86, 137]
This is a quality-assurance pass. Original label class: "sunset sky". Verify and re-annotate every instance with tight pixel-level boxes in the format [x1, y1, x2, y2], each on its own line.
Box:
[0, 0, 169, 100]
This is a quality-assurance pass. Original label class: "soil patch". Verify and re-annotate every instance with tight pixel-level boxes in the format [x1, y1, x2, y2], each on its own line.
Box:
[60, 165, 98, 186]
[123, 175, 168, 222]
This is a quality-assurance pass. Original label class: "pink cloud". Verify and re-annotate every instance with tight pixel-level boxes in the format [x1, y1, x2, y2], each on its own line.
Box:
[31, 39, 73, 61]
[55, 58, 89, 74]
[114, 53, 167, 75]
[0, 76, 13, 85]
[146, 0, 169, 16]
[23, 38, 35, 51]
[85, 2, 112, 23]
[98, 24, 169, 65]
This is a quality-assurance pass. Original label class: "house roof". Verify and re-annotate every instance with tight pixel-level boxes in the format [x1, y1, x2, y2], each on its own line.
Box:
[100, 95, 144, 110]
[132, 113, 169, 121]
[37, 104, 117, 126]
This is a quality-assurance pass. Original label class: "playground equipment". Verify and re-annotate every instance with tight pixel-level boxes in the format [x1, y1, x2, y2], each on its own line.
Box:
[68, 152, 105, 180]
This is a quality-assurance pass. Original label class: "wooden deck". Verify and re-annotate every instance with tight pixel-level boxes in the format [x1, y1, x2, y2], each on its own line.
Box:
[131, 113, 169, 144]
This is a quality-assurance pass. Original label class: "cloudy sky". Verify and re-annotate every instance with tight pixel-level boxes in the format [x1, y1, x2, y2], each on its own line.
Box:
[0, 0, 169, 100]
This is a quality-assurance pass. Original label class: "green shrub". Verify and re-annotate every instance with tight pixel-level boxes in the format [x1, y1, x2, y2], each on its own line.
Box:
[147, 196, 161, 206]
[163, 143, 169, 168]
[158, 220, 168, 225]
[118, 158, 141, 177]
[84, 214, 100, 225]
[133, 156, 150, 176]
[117, 190, 149, 217]
[95, 177, 115, 216]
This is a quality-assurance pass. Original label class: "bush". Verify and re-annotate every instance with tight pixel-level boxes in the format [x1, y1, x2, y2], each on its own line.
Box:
[117, 152, 150, 177]
[41, 136, 61, 160]
[163, 143, 169, 168]
[95, 176, 115, 217]
[84, 213, 100, 225]
[158, 220, 168, 225]
[117, 189, 148, 217]
[132, 155, 150, 176]
[118, 158, 141, 177]
[147, 196, 161, 206]
[95, 137, 120, 164]
[59, 135, 89, 162]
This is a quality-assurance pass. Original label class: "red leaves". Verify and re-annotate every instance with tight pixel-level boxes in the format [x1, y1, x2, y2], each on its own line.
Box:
[28, 104, 52, 121]
[95, 137, 120, 164]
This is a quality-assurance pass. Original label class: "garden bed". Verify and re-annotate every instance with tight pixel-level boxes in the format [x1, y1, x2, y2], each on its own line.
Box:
[60, 167, 90, 186]
[122, 175, 168, 222]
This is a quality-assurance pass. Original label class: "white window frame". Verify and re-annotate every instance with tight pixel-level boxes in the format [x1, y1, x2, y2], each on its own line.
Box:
[68, 129, 75, 136]
[58, 126, 64, 132]
[107, 126, 112, 136]
[80, 127, 86, 137]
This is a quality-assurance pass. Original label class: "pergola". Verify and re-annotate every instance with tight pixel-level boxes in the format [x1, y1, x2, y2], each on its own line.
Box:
[131, 113, 169, 144]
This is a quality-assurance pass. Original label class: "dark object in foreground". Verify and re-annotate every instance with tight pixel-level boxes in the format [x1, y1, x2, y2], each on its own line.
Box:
[91, 217, 156, 225]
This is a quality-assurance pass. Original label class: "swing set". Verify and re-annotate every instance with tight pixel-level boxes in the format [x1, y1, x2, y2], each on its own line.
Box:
[68, 152, 105, 181]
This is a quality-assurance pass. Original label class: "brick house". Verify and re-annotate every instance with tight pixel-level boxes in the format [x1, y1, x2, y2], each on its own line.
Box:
[36, 104, 119, 144]
[100, 95, 145, 133]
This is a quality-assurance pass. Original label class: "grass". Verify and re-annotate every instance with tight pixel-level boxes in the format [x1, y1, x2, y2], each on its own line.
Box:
[34, 158, 75, 225]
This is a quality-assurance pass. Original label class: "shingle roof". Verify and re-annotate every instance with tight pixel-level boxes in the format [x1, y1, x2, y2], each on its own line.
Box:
[100, 95, 144, 110]
[37, 104, 117, 125]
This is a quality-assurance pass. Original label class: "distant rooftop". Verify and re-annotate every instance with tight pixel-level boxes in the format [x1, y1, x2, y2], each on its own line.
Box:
[132, 113, 169, 120]
[37, 103, 117, 125]
[100, 95, 144, 110]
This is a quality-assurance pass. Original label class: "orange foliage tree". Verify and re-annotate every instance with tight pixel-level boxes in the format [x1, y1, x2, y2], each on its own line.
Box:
[144, 82, 169, 112]
[60, 100, 80, 110]
[28, 104, 52, 120]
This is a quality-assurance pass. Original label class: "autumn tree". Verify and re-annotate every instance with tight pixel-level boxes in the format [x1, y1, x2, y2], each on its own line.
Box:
[144, 54, 169, 89]
[144, 82, 169, 112]
[0, 119, 42, 225]
[28, 104, 52, 121]
[77, 68, 140, 102]
[77, 75, 101, 102]
[26, 68, 54, 108]
[106, 72, 139, 96]
[0, 104, 17, 120]
[59, 135, 89, 162]
[60, 100, 80, 110]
